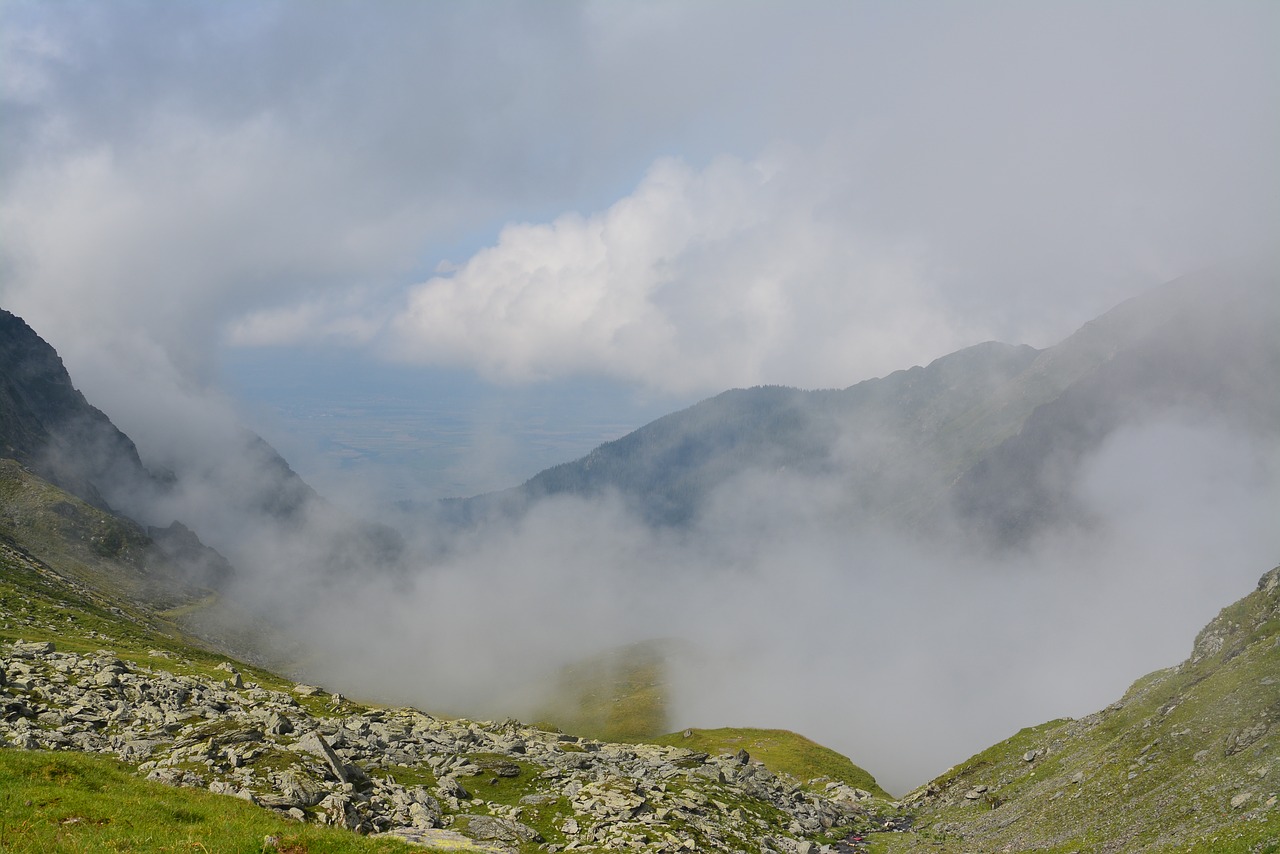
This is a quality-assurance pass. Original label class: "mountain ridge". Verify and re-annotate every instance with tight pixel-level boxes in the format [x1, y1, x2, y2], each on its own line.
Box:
[441, 269, 1279, 546]
[0, 308, 157, 514]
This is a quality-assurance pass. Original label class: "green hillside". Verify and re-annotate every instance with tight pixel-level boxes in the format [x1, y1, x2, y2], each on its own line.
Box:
[877, 566, 1280, 853]
[531, 641, 891, 801]
[531, 639, 673, 743]
[652, 728, 890, 800]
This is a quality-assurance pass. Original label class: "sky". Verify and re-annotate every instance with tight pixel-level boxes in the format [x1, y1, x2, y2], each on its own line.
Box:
[2, 1, 1279, 792]
[2, 0, 1278, 496]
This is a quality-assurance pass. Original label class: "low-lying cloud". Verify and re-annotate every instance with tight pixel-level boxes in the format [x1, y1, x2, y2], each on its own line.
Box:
[254, 412, 1280, 795]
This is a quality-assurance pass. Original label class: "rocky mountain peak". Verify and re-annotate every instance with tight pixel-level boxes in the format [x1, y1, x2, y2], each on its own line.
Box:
[0, 308, 154, 512]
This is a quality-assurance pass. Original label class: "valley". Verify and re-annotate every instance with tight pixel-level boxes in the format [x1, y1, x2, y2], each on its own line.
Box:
[2, 270, 1279, 852]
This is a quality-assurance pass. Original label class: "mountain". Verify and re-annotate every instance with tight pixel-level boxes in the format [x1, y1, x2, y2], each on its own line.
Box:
[448, 269, 1280, 545]
[0, 457, 232, 604]
[0, 308, 157, 513]
[882, 564, 1280, 852]
[2, 460, 1275, 851]
[0, 307, 404, 582]
[2, 277, 1278, 851]
[951, 270, 1280, 542]
[0, 482, 896, 852]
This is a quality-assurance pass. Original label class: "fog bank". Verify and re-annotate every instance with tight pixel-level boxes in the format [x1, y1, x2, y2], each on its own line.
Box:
[267, 414, 1279, 795]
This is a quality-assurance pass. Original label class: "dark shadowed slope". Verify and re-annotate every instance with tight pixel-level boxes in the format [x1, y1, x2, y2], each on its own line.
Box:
[0, 308, 155, 512]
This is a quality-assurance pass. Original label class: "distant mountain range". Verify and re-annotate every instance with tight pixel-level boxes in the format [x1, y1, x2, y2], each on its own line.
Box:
[445, 269, 1279, 547]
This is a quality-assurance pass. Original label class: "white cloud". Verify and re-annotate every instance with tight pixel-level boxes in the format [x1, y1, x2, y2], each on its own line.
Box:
[2, 1, 1276, 402]
[385, 153, 976, 393]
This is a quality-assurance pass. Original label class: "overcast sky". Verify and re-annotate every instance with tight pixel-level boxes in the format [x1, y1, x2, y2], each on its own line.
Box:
[3, 1, 1277, 414]
[0, 0, 1277, 492]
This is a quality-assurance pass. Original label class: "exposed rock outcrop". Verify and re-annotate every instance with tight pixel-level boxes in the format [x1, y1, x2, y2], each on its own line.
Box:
[0, 639, 886, 852]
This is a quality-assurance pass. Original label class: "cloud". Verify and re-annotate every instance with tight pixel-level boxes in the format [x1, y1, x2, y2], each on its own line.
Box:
[383, 153, 972, 393]
[2, 1, 1276, 403]
[278, 412, 1280, 795]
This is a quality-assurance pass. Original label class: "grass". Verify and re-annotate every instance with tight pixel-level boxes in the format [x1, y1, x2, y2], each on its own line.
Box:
[0, 749, 423, 853]
[533, 639, 674, 743]
[450, 755, 565, 854]
[650, 727, 890, 799]
[874, 568, 1280, 853]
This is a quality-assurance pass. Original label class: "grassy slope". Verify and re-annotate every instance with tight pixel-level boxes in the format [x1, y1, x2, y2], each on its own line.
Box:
[651, 727, 889, 799]
[876, 567, 1280, 853]
[0, 749, 420, 854]
[533, 639, 673, 743]
[0, 458, 193, 609]
[532, 639, 890, 798]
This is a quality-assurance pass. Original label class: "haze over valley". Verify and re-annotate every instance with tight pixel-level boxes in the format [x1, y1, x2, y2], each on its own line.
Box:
[2, 0, 1278, 819]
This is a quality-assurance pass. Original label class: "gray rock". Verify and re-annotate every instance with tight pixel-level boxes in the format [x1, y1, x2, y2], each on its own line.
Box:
[291, 731, 347, 783]
[437, 775, 471, 800]
[10, 641, 54, 656]
[460, 814, 544, 844]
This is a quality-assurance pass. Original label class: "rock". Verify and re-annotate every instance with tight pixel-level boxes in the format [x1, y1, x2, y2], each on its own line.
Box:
[408, 798, 442, 828]
[376, 826, 508, 851]
[0, 641, 873, 854]
[459, 814, 544, 844]
[1231, 791, 1254, 809]
[10, 641, 55, 656]
[291, 731, 348, 783]
[264, 711, 294, 735]
[317, 792, 361, 830]
[437, 775, 471, 800]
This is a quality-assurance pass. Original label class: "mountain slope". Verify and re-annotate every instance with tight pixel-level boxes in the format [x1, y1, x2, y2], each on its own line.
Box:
[951, 270, 1280, 542]
[453, 339, 1040, 528]
[879, 564, 1280, 853]
[0, 475, 897, 853]
[0, 308, 156, 513]
[0, 457, 231, 606]
[448, 270, 1279, 545]
[0, 306, 405, 583]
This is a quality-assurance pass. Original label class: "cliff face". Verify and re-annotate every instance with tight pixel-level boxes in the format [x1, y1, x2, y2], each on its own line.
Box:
[0, 309, 155, 512]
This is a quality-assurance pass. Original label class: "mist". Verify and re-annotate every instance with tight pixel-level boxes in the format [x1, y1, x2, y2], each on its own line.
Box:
[214, 408, 1277, 796]
[3, 0, 1279, 798]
